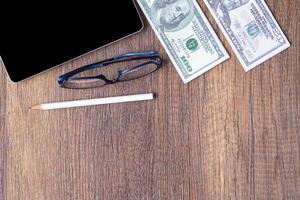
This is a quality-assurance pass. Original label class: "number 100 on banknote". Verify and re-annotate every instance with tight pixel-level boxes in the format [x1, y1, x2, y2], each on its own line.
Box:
[204, 0, 290, 71]
[137, 0, 229, 83]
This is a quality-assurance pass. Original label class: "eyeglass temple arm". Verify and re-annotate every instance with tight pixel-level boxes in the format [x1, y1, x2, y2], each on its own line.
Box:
[113, 50, 159, 60]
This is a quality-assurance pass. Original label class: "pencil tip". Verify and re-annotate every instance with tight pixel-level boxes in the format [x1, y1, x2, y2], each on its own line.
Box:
[30, 105, 41, 110]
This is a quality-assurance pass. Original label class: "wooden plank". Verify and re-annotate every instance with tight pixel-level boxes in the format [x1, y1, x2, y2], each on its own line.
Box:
[0, 65, 7, 200]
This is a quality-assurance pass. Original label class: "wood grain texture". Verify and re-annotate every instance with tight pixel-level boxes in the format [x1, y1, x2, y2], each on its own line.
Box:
[0, 67, 7, 200]
[0, 0, 299, 199]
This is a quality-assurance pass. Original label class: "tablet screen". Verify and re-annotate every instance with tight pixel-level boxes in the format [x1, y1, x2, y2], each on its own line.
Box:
[0, 1, 143, 82]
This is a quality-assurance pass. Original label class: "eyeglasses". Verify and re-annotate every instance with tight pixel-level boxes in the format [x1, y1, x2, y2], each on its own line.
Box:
[58, 50, 162, 89]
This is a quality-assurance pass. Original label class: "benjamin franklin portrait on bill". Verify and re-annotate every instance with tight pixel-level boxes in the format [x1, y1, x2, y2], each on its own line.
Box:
[213, 0, 249, 26]
[220, 0, 249, 11]
[151, 0, 195, 32]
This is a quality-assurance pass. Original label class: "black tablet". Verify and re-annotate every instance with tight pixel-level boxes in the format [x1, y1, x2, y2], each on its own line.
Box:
[0, 1, 143, 82]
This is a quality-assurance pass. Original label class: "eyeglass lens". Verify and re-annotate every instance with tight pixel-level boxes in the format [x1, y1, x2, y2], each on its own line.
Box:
[63, 78, 106, 89]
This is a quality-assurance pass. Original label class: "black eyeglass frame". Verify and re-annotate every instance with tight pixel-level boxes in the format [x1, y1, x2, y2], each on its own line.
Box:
[58, 50, 162, 88]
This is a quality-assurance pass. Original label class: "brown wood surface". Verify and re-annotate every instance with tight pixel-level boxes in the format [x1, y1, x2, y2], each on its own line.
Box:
[0, 0, 299, 199]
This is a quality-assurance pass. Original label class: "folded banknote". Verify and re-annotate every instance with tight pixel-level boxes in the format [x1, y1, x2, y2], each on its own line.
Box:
[137, 0, 229, 83]
[203, 0, 290, 71]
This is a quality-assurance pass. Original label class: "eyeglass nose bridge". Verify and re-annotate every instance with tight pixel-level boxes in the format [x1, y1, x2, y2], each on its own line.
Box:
[93, 72, 122, 84]
[94, 74, 117, 84]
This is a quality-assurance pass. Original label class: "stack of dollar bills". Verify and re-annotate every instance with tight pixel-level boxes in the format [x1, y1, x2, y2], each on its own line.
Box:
[137, 0, 290, 83]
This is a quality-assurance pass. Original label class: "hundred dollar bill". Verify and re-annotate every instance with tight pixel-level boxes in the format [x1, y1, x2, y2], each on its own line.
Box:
[203, 0, 290, 71]
[137, 0, 229, 83]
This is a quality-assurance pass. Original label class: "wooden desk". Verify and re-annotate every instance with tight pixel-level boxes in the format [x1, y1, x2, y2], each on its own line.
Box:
[0, 1, 299, 199]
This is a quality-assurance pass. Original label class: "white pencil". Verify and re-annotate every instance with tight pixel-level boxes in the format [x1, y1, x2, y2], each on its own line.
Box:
[30, 93, 154, 110]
